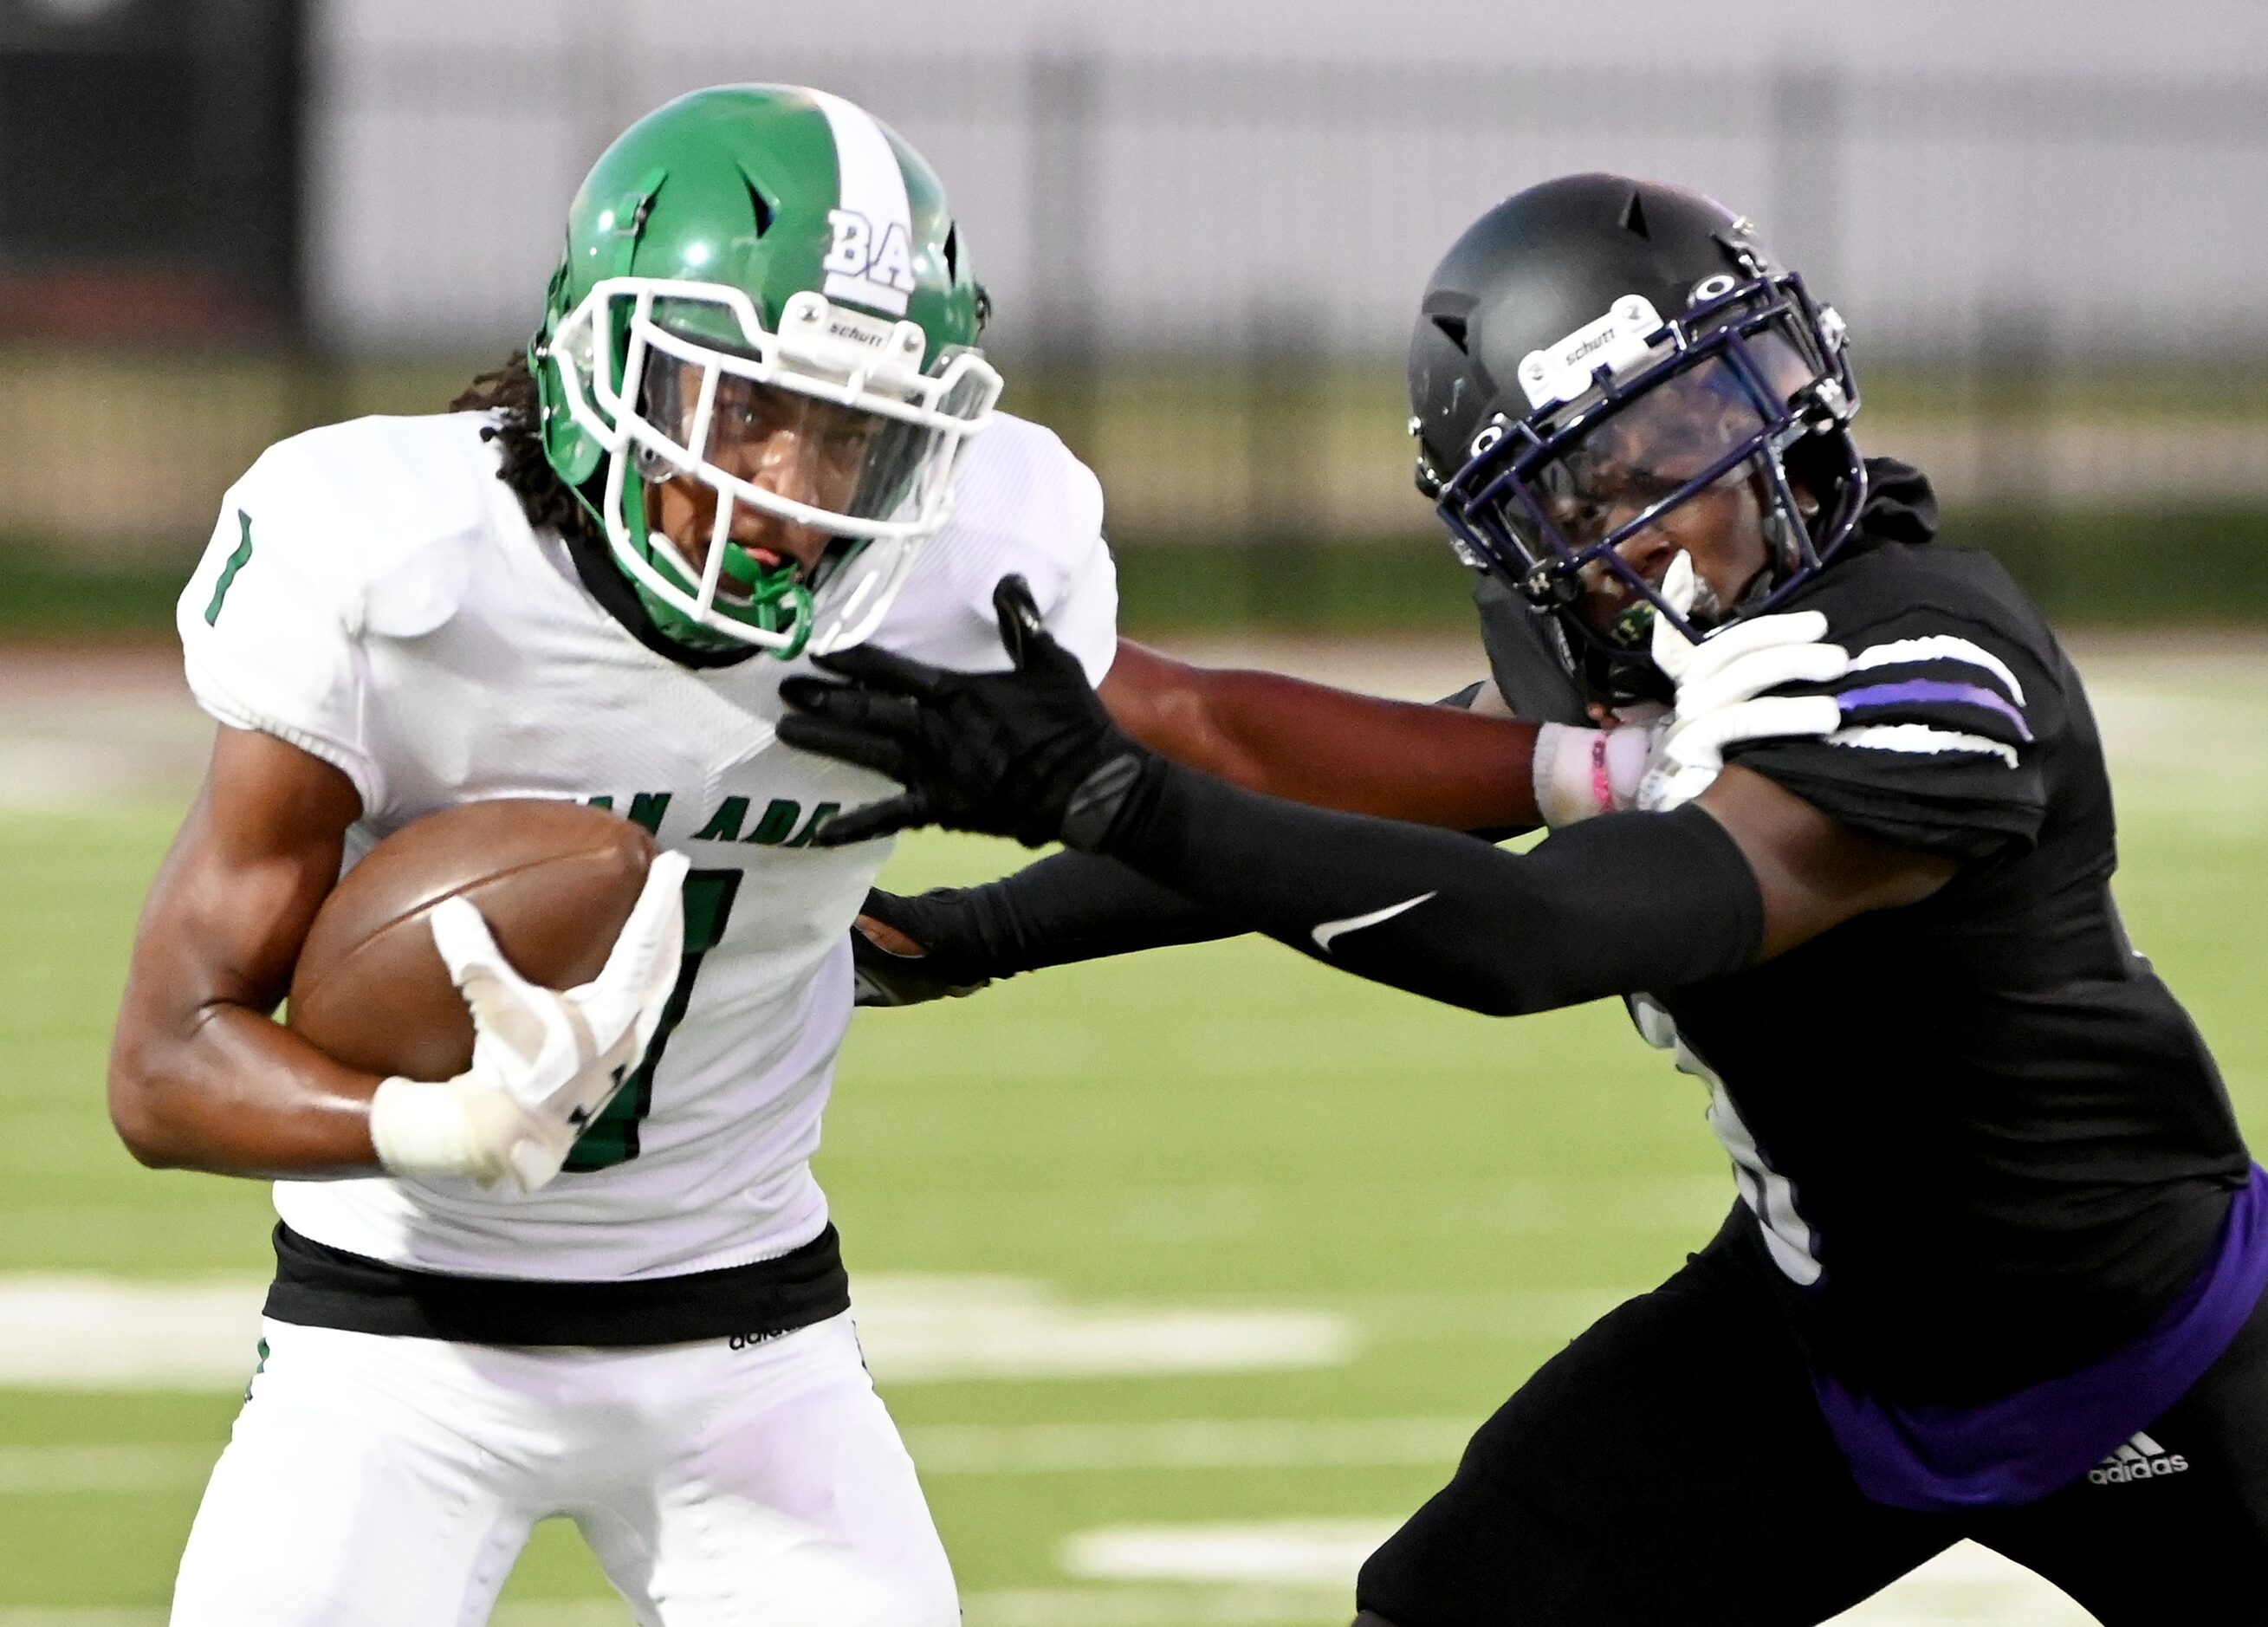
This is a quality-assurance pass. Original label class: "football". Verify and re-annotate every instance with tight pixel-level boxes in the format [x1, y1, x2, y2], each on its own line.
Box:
[287, 799, 660, 1082]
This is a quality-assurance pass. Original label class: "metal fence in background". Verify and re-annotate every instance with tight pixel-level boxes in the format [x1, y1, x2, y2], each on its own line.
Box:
[311, 48, 2268, 362]
[10, 40, 2268, 561]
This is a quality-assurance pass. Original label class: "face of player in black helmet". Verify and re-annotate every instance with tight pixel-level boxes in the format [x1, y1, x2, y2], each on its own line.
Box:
[1410, 173, 1866, 706]
[1540, 337, 1821, 646]
[1436, 294, 1861, 705]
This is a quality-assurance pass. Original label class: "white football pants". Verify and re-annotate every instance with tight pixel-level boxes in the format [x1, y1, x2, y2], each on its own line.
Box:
[169, 1311, 956, 1627]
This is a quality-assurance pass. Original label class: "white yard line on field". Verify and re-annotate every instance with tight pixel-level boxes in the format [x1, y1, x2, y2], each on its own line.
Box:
[0, 1443, 219, 1495]
[1057, 1523, 2098, 1627]
[856, 1274, 1355, 1380]
[912, 1415, 1469, 1475]
[0, 1275, 269, 1388]
[0, 1272, 1352, 1390]
[0, 1532, 2103, 1624]
[0, 1612, 632, 1627]
[0, 1611, 710, 1627]
[0, 1602, 1307, 1627]
[0, 1416, 1473, 1499]
[964, 1585, 1345, 1627]
[1066, 1520, 1391, 1585]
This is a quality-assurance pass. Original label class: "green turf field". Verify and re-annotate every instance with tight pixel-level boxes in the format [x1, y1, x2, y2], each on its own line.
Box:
[1, 644, 2264, 1623]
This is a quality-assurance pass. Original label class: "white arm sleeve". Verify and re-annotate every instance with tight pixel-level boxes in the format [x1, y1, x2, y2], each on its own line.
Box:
[176, 452, 383, 812]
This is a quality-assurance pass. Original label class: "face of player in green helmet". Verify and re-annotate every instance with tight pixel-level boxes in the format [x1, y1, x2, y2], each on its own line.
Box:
[533, 84, 1001, 658]
[645, 360, 886, 579]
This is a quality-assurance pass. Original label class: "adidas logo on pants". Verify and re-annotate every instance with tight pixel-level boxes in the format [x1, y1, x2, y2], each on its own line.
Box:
[2087, 1430, 2190, 1486]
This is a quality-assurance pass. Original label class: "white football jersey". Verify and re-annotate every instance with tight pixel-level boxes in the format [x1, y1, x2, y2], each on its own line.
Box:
[177, 409, 1117, 1280]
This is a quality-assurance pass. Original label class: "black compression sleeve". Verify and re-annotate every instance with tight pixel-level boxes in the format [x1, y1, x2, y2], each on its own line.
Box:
[919, 681, 1522, 979]
[1094, 760, 1763, 1015]
[954, 849, 1234, 976]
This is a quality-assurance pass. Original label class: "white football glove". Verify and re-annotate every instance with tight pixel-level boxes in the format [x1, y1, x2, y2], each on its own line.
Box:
[1531, 553, 1849, 824]
[367, 851, 689, 1193]
[1636, 552, 1849, 811]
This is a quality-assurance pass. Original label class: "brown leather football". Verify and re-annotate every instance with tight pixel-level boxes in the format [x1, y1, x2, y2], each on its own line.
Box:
[288, 799, 658, 1082]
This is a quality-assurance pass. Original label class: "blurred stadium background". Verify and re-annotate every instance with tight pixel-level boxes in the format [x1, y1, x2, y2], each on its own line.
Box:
[3, 0, 2266, 1621]
[11, 0, 2268, 630]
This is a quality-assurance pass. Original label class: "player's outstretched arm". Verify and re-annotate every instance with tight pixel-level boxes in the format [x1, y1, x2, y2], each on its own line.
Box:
[852, 851, 1227, 1006]
[847, 644, 1553, 1006]
[1098, 639, 1551, 830]
[859, 767, 1950, 1017]
[107, 725, 384, 1176]
[1094, 610, 1831, 836]
[1059, 758, 1952, 1014]
[784, 577, 1955, 1017]
[845, 597, 1859, 1004]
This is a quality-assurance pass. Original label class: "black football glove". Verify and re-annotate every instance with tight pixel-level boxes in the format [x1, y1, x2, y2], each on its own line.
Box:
[849, 887, 998, 1008]
[778, 574, 1153, 850]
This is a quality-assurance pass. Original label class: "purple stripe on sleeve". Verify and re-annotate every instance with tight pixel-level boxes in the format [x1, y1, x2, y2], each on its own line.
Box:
[1837, 679, 2031, 742]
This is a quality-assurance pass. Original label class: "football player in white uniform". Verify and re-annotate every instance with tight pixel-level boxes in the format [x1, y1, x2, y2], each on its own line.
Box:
[108, 82, 1881, 1625]
[108, 86, 1111, 1627]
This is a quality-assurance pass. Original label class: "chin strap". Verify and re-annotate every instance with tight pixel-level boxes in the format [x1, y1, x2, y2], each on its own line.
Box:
[716, 543, 815, 658]
[622, 476, 816, 658]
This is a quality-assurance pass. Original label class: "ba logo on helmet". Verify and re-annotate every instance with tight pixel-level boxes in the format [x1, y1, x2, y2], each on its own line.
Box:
[824, 208, 917, 314]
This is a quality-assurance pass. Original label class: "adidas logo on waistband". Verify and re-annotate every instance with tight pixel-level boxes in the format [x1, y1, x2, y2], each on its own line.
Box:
[2086, 1430, 2189, 1486]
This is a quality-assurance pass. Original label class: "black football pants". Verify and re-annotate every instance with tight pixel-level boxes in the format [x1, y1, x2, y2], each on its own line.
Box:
[1357, 1210, 2268, 1626]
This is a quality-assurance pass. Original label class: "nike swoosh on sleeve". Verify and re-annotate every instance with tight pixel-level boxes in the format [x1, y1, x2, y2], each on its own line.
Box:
[1310, 891, 1438, 954]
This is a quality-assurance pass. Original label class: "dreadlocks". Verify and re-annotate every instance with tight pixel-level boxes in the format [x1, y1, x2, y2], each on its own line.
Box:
[450, 353, 596, 542]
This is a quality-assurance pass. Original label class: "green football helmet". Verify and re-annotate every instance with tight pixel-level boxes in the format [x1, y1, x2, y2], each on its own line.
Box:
[534, 85, 1001, 657]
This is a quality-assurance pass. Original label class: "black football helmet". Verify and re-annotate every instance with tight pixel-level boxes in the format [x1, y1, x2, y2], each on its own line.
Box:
[1409, 173, 1864, 704]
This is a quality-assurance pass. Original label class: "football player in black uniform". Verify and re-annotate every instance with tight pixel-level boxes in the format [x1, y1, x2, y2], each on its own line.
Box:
[778, 176, 2268, 1623]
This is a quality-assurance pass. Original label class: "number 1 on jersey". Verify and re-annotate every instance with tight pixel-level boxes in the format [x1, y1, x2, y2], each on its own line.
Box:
[563, 865, 742, 1172]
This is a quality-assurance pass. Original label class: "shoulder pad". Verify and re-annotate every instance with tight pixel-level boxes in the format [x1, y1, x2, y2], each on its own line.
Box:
[947, 412, 1106, 563]
[224, 413, 505, 638]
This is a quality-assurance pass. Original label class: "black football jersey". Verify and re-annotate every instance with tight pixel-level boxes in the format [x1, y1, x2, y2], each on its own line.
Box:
[1665, 535, 2251, 1403]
